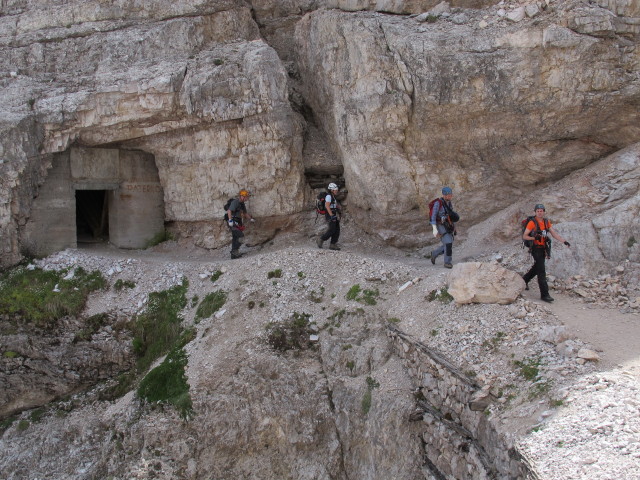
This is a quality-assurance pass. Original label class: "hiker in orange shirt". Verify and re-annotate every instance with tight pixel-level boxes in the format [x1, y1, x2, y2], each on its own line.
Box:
[522, 204, 571, 302]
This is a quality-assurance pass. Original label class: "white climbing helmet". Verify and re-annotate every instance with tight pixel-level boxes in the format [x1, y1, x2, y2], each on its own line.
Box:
[328, 182, 339, 191]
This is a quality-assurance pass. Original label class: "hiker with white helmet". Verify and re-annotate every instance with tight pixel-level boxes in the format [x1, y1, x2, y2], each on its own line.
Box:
[317, 183, 342, 250]
[225, 189, 254, 259]
[429, 186, 459, 269]
[522, 203, 571, 302]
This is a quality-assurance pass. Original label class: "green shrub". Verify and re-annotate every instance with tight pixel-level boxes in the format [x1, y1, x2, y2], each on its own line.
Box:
[17, 419, 30, 432]
[3, 351, 18, 358]
[514, 356, 542, 381]
[194, 290, 227, 320]
[628, 236, 637, 248]
[266, 312, 314, 352]
[114, 279, 136, 291]
[346, 284, 361, 301]
[426, 287, 454, 303]
[267, 269, 282, 279]
[346, 285, 380, 305]
[210, 270, 223, 282]
[0, 266, 106, 327]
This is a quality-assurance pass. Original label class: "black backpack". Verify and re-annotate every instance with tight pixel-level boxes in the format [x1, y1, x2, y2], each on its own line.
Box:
[521, 216, 550, 250]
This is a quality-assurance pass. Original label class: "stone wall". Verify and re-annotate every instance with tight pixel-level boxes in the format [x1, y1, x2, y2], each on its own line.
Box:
[387, 326, 539, 479]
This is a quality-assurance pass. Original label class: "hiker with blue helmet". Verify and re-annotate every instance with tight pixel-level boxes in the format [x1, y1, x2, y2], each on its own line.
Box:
[429, 186, 459, 269]
[522, 203, 571, 302]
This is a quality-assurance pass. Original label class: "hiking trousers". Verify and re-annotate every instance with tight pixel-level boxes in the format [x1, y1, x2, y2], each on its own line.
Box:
[228, 224, 244, 252]
[432, 224, 454, 264]
[321, 217, 340, 244]
[523, 247, 549, 297]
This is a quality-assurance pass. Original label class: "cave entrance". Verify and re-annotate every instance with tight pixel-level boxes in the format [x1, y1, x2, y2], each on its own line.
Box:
[75, 189, 110, 243]
[21, 146, 165, 257]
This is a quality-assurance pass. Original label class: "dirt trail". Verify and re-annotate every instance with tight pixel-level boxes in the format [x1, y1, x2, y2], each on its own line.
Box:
[538, 292, 640, 373]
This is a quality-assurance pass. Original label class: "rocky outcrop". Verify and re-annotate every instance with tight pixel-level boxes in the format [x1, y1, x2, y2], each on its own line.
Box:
[1, 0, 638, 275]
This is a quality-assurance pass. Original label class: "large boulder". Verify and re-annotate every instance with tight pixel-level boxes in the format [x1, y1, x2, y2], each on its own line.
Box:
[448, 261, 525, 304]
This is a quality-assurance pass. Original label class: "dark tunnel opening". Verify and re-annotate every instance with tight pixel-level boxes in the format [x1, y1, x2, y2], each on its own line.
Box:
[75, 189, 109, 243]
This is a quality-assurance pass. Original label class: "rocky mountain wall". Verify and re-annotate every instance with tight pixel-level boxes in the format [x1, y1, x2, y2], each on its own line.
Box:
[0, 0, 638, 272]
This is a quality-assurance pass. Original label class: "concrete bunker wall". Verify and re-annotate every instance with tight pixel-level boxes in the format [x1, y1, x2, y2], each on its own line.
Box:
[21, 147, 165, 257]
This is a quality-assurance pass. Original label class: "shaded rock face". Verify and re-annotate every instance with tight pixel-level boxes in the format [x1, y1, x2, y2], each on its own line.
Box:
[1, 0, 639, 273]
[0, 317, 134, 419]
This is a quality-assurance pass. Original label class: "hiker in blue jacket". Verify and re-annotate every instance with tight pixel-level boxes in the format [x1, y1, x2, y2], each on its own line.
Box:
[430, 187, 458, 269]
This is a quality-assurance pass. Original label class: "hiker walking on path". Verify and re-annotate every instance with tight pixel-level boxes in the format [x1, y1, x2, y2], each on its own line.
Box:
[430, 186, 459, 269]
[226, 189, 254, 259]
[522, 203, 571, 302]
[317, 183, 342, 250]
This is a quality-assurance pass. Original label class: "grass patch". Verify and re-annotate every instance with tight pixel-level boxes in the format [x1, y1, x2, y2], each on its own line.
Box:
[0, 266, 106, 328]
[210, 270, 223, 282]
[362, 376, 380, 415]
[16, 419, 30, 432]
[514, 356, 542, 381]
[265, 312, 315, 352]
[267, 269, 282, 279]
[145, 230, 174, 248]
[482, 331, 506, 350]
[138, 344, 193, 420]
[194, 290, 227, 321]
[387, 317, 401, 324]
[114, 279, 136, 291]
[132, 279, 189, 374]
[426, 287, 454, 303]
[3, 351, 19, 358]
[628, 236, 637, 248]
[308, 286, 325, 303]
[346, 284, 380, 305]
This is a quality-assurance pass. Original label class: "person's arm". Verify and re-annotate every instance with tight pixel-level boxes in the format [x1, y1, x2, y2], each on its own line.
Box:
[523, 226, 536, 241]
[549, 226, 570, 246]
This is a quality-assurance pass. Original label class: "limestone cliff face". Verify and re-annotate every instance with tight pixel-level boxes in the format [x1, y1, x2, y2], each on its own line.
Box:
[293, 6, 639, 245]
[0, 0, 638, 271]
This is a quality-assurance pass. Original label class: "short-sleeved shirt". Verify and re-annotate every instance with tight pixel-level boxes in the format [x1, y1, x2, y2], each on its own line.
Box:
[526, 217, 551, 247]
[228, 198, 246, 222]
[325, 194, 338, 214]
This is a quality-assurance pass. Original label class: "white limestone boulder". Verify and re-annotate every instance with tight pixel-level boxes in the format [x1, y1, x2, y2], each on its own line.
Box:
[447, 262, 525, 305]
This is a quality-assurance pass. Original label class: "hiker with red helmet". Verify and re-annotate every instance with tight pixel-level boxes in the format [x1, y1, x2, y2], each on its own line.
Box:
[522, 203, 571, 302]
[226, 189, 254, 259]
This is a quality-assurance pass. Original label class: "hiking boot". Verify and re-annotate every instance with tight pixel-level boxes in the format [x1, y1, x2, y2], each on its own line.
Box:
[541, 295, 554, 302]
[329, 243, 341, 251]
[521, 274, 529, 290]
[316, 237, 324, 249]
[230, 250, 243, 259]
[444, 263, 453, 269]
[430, 252, 436, 265]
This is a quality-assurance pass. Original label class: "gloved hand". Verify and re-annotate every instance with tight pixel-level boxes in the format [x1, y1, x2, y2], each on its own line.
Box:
[330, 215, 337, 222]
[228, 220, 234, 227]
[534, 234, 542, 242]
[564, 241, 571, 247]
[432, 224, 438, 238]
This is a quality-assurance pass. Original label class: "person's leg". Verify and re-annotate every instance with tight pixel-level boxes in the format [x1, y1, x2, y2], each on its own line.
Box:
[533, 249, 550, 299]
[442, 232, 454, 266]
[330, 221, 340, 244]
[321, 218, 337, 242]
[231, 228, 243, 257]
